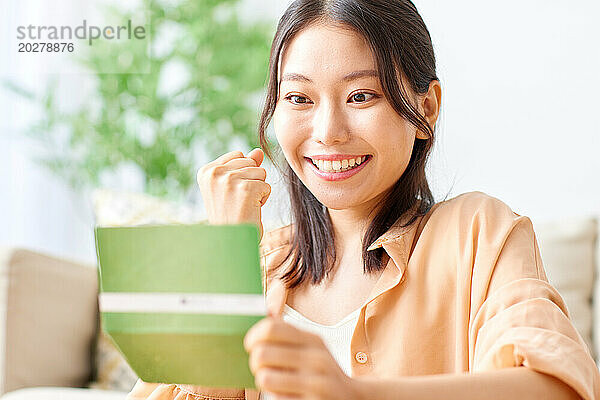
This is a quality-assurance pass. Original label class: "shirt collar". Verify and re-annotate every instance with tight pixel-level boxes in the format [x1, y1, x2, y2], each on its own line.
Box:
[361, 212, 423, 310]
[363, 198, 423, 250]
[365, 211, 421, 252]
[264, 208, 426, 317]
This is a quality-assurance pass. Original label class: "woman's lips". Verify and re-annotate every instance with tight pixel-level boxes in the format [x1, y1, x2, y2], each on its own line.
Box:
[305, 155, 371, 181]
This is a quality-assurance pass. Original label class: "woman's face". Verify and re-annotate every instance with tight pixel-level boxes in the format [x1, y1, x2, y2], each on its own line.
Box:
[273, 22, 421, 212]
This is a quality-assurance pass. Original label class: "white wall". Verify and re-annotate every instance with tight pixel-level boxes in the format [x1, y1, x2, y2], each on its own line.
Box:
[1, 0, 599, 264]
[246, 0, 600, 221]
[0, 0, 98, 264]
[415, 0, 600, 221]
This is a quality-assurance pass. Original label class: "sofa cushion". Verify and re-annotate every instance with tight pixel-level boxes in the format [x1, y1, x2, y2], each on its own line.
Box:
[1, 387, 126, 400]
[534, 217, 597, 359]
[0, 247, 98, 395]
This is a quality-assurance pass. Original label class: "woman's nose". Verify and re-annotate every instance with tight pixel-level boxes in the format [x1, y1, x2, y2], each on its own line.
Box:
[311, 102, 349, 145]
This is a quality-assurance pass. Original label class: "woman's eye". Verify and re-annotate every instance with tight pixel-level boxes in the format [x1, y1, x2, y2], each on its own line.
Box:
[349, 92, 376, 103]
[285, 95, 311, 104]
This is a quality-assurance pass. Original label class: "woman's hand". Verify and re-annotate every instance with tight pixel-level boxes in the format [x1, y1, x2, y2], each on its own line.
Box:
[243, 316, 361, 400]
[196, 148, 271, 240]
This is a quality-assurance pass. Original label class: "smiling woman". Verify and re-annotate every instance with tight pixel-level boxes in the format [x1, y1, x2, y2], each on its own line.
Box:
[270, 20, 437, 285]
[126, 1, 599, 400]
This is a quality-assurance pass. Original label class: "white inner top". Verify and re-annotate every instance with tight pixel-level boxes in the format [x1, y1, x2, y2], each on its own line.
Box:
[261, 303, 362, 400]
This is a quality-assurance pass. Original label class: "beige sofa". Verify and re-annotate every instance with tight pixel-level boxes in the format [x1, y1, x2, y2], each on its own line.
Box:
[0, 248, 130, 399]
[0, 216, 598, 399]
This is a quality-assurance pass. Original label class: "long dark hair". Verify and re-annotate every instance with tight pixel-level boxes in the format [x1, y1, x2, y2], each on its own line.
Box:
[258, 0, 439, 289]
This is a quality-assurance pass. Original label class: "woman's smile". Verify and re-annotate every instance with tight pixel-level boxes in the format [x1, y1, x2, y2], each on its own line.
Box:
[304, 154, 372, 181]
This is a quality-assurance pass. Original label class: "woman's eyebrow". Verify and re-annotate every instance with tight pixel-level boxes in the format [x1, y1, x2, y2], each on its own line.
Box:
[280, 69, 378, 83]
[341, 69, 378, 82]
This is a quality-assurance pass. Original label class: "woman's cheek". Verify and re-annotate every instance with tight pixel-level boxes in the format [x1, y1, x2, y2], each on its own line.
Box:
[348, 107, 384, 135]
[274, 106, 295, 141]
[274, 110, 309, 155]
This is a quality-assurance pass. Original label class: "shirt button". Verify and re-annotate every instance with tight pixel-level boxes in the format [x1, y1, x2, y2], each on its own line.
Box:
[355, 352, 368, 364]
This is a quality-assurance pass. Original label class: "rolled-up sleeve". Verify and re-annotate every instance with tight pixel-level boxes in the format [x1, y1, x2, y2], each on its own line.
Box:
[469, 213, 600, 400]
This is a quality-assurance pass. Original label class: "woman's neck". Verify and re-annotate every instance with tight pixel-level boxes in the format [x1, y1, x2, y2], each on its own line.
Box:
[328, 208, 369, 250]
[326, 193, 383, 251]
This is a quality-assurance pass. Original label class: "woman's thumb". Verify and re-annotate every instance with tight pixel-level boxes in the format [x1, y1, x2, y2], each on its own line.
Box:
[246, 148, 264, 167]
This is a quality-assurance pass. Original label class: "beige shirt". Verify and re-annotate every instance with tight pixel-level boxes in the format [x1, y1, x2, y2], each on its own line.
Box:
[126, 191, 600, 400]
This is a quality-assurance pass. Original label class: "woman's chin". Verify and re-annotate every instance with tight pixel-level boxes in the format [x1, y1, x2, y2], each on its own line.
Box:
[309, 192, 367, 211]
[294, 173, 378, 211]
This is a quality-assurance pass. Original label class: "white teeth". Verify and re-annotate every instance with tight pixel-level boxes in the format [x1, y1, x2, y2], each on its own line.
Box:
[311, 156, 368, 173]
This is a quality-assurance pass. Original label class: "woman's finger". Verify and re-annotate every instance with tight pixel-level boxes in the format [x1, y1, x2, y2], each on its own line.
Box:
[246, 148, 264, 167]
[210, 150, 245, 166]
[223, 157, 263, 171]
[245, 317, 321, 350]
[250, 180, 271, 206]
[259, 182, 271, 206]
[222, 166, 266, 182]
[249, 343, 308, 374]
[255, 367, 305, 397]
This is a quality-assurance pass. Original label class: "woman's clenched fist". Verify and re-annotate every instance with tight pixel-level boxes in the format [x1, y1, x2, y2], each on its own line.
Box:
[197, 148, 271, 240]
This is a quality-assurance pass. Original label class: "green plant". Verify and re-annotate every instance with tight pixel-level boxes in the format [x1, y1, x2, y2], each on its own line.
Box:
[7, 0, 272, 200]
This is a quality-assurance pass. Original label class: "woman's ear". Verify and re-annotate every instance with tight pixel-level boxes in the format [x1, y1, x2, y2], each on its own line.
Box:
[416, 80, 442, 139]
